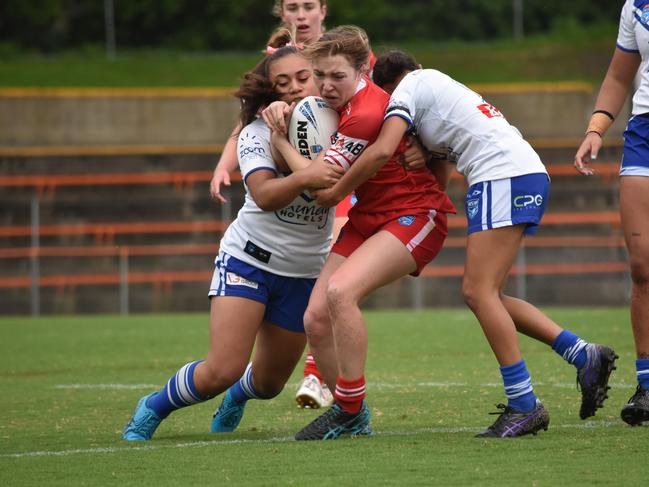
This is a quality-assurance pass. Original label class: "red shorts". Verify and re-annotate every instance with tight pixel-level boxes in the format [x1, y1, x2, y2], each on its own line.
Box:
[334, 193, 356, 218]
[331, 209, 448, 276]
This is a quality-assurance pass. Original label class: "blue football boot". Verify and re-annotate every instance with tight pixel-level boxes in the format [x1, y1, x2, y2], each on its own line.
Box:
[123, 393, 163, 441]
[211, 389, 246, 433]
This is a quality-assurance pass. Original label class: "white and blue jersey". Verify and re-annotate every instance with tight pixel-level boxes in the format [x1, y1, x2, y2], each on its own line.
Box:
[386, 69, 549, 234]
[385, 69, 547, 187]
[617, 1, 649, 176]
[618, 1, 649, 116]
[209, 118, 334, 332]
[219, 118, 334, 278]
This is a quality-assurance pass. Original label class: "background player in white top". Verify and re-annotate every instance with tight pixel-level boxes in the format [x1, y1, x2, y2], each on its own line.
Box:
[210, 0, 328, 205]
[575, 0, 649, 425]
[316, 49, 618, 438]
[122, 45, 343, 441]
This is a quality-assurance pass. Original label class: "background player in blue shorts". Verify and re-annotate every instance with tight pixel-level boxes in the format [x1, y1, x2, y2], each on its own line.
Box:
[575, 0, 649, 426]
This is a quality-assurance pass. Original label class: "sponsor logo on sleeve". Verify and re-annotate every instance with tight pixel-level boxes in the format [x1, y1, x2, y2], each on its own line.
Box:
[477, 102, 504, 119]
[641, 3, 649, 24]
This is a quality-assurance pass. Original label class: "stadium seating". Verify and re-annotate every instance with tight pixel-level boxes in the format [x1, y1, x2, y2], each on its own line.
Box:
[0, 138, 629, 314]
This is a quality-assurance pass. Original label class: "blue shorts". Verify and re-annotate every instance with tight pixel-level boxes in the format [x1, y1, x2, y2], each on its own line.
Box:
[465, 173, 549, 235]
[208, 251, 315, 333]
[621, 114, 649, 177]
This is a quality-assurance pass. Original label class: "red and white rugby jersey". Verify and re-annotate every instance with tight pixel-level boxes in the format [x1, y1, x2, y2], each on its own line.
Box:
[324, 77, 455, 216]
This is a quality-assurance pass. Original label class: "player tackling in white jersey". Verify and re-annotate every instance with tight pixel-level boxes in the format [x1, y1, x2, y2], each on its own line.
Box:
[123, 44, 343, 440]
[315, 49, 618, 438]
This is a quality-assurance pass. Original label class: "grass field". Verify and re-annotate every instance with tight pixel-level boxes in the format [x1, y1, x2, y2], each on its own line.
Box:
[0, 308, 645, 486]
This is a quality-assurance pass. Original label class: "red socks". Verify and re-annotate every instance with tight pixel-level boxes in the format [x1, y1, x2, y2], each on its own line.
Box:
[303, 352, 324, 383]
[334, 376, 366, 413]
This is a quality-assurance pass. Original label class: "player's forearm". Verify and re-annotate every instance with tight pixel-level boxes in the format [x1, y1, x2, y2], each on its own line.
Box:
[215, 128, 240, 174]
[252, 172, 310, 210]
[274, 136, 312, 172]
[593, 76, 634, 120]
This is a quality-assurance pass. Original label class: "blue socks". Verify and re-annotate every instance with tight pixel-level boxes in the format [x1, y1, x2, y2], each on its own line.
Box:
[146, 360, 208, 419]
[228, 362, 277, 404]
[637, 359, 649, 390]
[501, 360, 537, 413]
[552, 330, 588, 369]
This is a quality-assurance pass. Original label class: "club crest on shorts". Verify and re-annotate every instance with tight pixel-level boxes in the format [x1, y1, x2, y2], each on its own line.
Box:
[467, 198, 479, 219]
[398, 215, 416, 226]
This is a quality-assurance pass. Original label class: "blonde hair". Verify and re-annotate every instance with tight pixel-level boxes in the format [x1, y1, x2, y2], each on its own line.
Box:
[303, 25, 370, 72]
[266, 25, 297, 49]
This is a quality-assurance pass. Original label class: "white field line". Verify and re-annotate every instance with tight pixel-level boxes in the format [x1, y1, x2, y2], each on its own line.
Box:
[0, 421, 621, 459]
[53, 381, 636, 391]
[53, 384, 159, 390]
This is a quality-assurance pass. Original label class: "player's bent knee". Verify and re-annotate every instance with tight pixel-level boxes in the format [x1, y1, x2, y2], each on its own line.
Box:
[252, 381, 284, 399]
[304, 305, 329, 335]
[198, 362, 245, 395]
[629, 257, 649, 288]
[326, 277, 357, 311]
[461, 279, 479, 309]
[304, 320, 330, 348]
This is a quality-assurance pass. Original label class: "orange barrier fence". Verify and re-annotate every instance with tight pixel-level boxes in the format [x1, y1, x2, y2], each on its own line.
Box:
[0, 162, 618, 192]
[0, 220, 229, 241]
[0, 262, 628, 290]
[0, 211, 622, 241]
[0, 235, 628, 291]
[0, 271, 213, 290]
[419, 261, 628, 278]
[0, 243, 218, 259]
[0, 236, 626, 261]
[0, 136, 624, 158]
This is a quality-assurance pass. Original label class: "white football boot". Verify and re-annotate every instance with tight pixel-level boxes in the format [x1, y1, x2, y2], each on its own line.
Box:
[295, 374, 334, 409]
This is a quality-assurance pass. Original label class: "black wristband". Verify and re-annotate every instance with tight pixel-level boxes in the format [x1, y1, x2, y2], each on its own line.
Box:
[592, 109, 615, 121]
[586, 130, 602, 138]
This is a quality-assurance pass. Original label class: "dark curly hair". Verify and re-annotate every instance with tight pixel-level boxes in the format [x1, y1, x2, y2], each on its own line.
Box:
[235, 45, 301, 130]
[372, 49, 419, 89]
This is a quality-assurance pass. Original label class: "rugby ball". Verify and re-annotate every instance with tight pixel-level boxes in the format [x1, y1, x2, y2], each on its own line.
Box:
[288, 96, 339, 160]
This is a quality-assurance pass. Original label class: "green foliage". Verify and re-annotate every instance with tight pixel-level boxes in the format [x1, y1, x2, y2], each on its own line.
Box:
[0, 22, 619, 87]
[0, 0, 623, 52]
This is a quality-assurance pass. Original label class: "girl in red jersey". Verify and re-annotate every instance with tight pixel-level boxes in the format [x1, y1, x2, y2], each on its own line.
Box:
[264, 25, 455, 440]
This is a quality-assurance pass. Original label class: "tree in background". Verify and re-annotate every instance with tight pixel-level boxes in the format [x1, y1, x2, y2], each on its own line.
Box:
[0, 0, 623, 52]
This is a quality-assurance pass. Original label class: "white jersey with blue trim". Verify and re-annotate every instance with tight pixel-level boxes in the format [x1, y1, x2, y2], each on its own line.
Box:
[218, 118, 333, 278]
[385, 69, 547, 187]
[617, 0, 649, 115]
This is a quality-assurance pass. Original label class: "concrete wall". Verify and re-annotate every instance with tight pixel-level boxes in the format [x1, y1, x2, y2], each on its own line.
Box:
[0, 84, 631, 148]
[0, 89, 240, 147]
